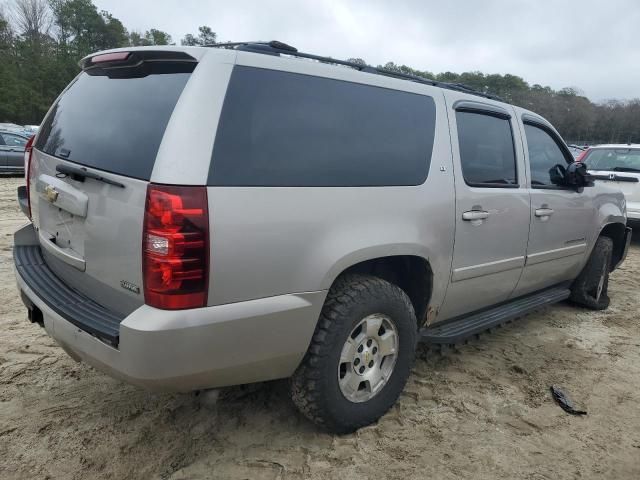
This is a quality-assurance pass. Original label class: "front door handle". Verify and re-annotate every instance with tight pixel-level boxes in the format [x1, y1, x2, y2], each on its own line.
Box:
[462, 210, 490, 221]
[535, 208, 554, 217]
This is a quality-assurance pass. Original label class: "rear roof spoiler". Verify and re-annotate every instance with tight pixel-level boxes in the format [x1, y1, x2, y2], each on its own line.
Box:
[80, 50, 198, 78]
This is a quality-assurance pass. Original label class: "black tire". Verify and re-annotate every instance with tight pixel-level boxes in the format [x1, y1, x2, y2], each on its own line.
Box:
[570, 236, 613, 310]
[290, 274, 417, 434]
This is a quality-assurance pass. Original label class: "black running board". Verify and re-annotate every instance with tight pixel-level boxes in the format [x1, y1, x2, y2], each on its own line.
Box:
[420, 287, 571, 345]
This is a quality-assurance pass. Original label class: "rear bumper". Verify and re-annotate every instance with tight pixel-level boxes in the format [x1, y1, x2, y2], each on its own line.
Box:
[13, 223, 325, 391]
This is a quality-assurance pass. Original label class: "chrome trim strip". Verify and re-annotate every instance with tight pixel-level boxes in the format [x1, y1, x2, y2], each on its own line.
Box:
[452, 256, 525, 282]
[526, 243, 587, 266]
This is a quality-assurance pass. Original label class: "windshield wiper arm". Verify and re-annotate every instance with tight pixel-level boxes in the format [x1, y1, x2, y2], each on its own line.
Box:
[56, 164, 125, 188]
[613, 167, 640, 173]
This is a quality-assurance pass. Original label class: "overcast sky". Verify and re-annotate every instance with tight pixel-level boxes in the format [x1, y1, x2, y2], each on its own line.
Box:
[94, 0, 640, 101]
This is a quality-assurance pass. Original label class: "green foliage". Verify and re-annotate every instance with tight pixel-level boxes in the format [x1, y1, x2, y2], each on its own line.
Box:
[49, 0, 126, 56]
[1, 0, 140, 123]
[0, 10, 20, 121]
[0, 0, 637, 143]
[181, 25, 216, 46]
[382, 62, 435, 81]
[346, 57, 366, 66]
[373, 63, 639, 143]
[128, 28, 172, 46]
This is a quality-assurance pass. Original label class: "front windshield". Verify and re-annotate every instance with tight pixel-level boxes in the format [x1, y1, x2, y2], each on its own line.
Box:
[585, 148, 640, 172]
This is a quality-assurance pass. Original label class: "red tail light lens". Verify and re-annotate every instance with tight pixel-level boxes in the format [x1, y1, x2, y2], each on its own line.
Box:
[24, 135, 36, 219]
[143, 184, 209, 309]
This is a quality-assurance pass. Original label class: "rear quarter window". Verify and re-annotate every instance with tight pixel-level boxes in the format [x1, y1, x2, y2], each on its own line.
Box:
[209, 66, 436, 186]
[35, 70, 192, 180]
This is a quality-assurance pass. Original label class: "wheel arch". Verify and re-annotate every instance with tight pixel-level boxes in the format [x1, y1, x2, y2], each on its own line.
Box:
[599, 222, 628, 271]
[323, 251, 434, 328]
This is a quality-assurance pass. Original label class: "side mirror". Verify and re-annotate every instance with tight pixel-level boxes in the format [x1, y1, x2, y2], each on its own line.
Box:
[565, 162, 594, 189]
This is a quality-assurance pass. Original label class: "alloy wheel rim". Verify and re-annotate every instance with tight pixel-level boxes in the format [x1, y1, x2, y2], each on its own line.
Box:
[338, 313, 399, 403]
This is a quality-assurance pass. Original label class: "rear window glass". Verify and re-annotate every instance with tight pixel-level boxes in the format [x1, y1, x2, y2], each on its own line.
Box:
[35, 70, 192, 180]
[584, 148, 640, 172]
[209, 66, 436, 186]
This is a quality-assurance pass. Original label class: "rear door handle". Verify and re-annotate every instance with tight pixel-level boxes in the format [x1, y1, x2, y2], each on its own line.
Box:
[462, 210, 490, 221]
[535, 208, 554, 217]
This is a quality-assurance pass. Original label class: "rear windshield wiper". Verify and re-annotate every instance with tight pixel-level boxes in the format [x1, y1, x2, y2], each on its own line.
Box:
[56, 164, 125, 188]
[613, 166, 640, 173]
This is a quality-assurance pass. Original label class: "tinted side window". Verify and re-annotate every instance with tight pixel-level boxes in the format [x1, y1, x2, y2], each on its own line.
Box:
[455, 111, 517, 187]
[524, 124, 570, 187]
[209, 66, 436, 186]
[35, 70, 192, 180]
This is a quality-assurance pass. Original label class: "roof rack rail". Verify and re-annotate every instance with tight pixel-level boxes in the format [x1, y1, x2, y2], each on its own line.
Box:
[205, 40, 504, 102]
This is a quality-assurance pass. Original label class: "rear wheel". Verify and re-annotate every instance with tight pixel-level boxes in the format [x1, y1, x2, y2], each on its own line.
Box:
[290, 274, 417, 434]
[570, 236, 613, 310]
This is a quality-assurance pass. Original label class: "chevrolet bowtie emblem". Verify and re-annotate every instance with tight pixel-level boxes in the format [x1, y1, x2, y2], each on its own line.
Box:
[44, 185, 59, 203]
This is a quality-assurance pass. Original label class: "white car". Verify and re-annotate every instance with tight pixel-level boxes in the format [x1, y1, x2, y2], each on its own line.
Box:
[582, 144, 640, 224]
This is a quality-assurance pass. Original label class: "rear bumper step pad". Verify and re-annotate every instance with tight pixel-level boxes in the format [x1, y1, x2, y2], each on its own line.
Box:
[420, 287, 571, 344]
[14, 245, 124, 347]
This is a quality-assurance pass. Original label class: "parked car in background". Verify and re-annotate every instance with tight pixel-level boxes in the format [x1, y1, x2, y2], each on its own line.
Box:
[0, 129, 30, 173]
[23, 125, 40, 134]
[582, 144, 640, 226]
[0, 122, 36, 137]
[0, 122, 25, 131]
[12, 42, 631, 433]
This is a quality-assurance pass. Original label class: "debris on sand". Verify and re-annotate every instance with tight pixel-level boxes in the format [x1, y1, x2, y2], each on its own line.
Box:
[550, 386, 587, 415]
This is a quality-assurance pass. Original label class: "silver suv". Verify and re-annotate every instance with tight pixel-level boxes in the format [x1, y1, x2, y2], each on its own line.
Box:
[13, 42, 631, 433]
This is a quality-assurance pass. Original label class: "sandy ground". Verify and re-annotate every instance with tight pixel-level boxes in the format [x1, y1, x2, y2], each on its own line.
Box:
[0, 175, 639, 480]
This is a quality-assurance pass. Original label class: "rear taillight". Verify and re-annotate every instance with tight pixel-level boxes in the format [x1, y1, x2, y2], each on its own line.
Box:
[24, 135, 35, 219]
[576, 148, 590, 163]
[142, 184, 209, 310]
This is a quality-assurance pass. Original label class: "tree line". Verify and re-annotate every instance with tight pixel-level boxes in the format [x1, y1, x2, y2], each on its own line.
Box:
[368, 63, 640, 144]
[1, 0, 638, 144]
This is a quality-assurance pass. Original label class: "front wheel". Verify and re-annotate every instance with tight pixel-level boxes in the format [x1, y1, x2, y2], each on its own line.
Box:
[290, 274, 417, 434]
[570, 236, 613, 310]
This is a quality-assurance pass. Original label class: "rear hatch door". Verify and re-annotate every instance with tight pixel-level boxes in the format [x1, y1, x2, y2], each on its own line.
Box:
[29, 51, 197, 316]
